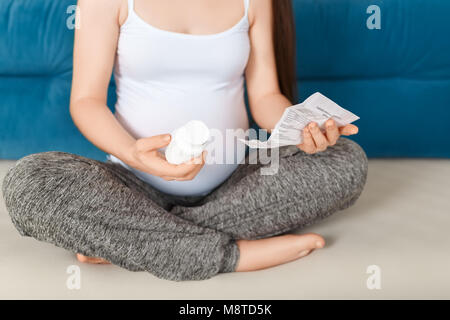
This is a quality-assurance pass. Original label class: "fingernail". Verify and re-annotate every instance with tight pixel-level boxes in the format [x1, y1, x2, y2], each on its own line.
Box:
[316, 241, 324, 248]
[164, 134, 171, 141]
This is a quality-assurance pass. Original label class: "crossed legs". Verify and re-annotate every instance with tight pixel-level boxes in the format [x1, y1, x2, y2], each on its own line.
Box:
[2, 138, 367, 280]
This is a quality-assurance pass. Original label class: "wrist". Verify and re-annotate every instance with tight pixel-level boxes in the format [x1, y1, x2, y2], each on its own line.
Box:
[117, 140, 138, 167]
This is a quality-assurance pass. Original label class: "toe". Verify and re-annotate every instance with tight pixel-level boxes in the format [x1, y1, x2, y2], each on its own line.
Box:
[302, 233, 326, 249]
[292, 233, 326, 255]
[76, 254, 89, 263]
[315, 238, 325, 249]
[76, 254, 110, 264]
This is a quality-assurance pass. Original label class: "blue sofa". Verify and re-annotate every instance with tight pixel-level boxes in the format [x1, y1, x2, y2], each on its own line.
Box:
[1, 0, 449, 160]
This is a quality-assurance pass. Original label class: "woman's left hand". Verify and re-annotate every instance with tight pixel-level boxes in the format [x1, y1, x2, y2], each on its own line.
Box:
[297, 119, 359, 154]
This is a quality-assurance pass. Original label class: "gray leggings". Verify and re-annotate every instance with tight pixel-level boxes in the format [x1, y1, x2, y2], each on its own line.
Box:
[2, 139, 368, 281]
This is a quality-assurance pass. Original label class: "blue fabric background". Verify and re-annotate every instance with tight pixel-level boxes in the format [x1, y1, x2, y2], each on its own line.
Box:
[1, 0, 449, 160]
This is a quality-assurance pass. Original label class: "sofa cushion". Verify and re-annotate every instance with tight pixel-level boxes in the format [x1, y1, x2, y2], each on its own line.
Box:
[294, 0, 450, 157]
[0, 0, 449, 160]
[0, 0, 115, 160]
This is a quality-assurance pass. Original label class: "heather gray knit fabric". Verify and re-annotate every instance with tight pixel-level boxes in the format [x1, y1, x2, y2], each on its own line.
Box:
[2, 138, 367, 281]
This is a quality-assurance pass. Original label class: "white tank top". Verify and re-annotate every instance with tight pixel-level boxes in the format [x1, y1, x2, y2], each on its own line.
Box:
[108, 0, 251, 196]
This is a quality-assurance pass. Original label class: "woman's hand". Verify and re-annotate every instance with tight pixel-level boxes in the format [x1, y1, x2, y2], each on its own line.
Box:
[297, 119, 359, 154]
[124, 134, 206, 181]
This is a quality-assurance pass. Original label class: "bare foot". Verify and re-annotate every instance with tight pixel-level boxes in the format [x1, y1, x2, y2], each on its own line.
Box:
[235, 233, 325, 272]
[76, 253, 111, 265]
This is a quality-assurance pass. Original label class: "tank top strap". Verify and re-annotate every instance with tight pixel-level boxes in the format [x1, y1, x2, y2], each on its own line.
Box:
[127, 0, 135, 16]
[244, 0, 250, 18]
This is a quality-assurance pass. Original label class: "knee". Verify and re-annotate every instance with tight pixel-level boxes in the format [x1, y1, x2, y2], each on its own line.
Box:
[286, 138, 368, 194]
[2, 152, 70, 234]
[331, 138, 368, 204]
[3, 155, 35, 235]
[338, 138, 368, 185]
[3, 152, 64, 198]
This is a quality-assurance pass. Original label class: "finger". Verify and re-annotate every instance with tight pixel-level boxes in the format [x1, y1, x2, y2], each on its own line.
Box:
[155, 150, 168, 160]
[180, 153, 206, 180]
[164, 162, 204, 181]
[161, 175, 189, 182]
[308, 122, 329, 151]
[150, 151, 205, 179]
[298, 128, 316, 154]
[185, 151, 207, 166]
[168, 161, 203, 178]
[339, 124, 359, 136]
[325, 119, 340, 146]
[136, 134, 171, 152]
[183, 155, 206, 180]
[185, 167, 203, 180]
[140, 153, 190, 178]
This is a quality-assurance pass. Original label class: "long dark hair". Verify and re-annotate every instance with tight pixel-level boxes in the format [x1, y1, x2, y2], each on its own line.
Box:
[272, 0, 297, 103]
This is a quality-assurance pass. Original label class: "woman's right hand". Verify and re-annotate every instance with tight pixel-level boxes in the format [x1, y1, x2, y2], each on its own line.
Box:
[124, 134, 206, 181]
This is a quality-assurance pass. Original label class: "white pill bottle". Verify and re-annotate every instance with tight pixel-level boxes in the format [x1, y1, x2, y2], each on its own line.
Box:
[165, 120, 210, 165]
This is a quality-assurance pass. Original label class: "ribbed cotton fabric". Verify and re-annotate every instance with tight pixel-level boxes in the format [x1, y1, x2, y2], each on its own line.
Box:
[108, 0, 251, 196]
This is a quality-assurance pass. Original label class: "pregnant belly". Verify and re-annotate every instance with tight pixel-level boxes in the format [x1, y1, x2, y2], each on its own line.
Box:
[112, 90, 250, 197]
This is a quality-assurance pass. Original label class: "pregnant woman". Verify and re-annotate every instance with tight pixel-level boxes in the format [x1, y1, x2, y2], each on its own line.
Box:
[2, 0, 367, 281]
